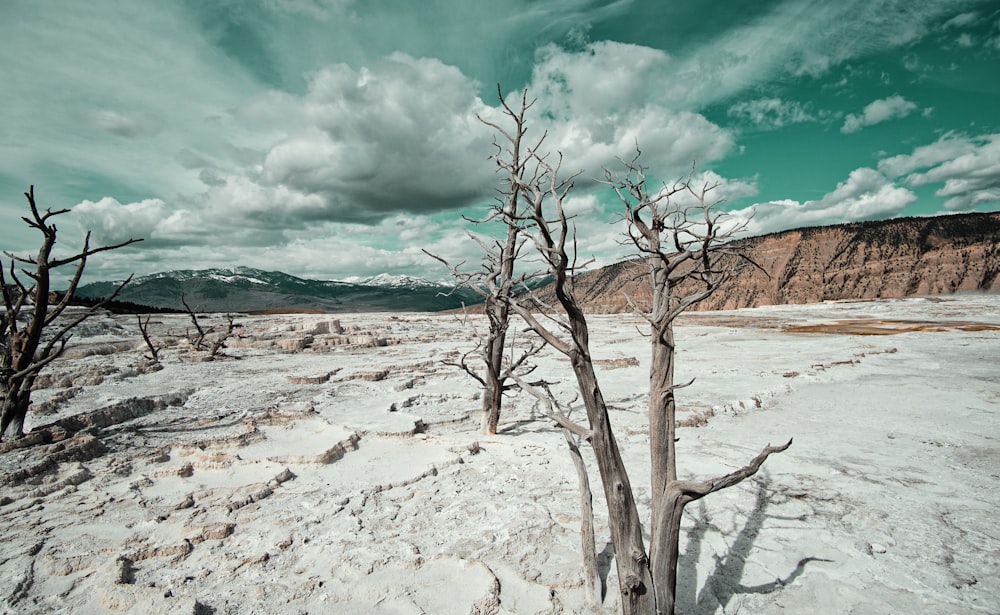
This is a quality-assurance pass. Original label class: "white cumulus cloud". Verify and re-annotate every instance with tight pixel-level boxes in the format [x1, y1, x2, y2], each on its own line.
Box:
[877, 132, 1000, 211]
[730, 167, 917, 235]
[254, 53, 496, 222]
[73, 197, 171, 245]
[841, 95, 918, 134]
[904, 134, 1000, 210]
[525, 42, 735, 178]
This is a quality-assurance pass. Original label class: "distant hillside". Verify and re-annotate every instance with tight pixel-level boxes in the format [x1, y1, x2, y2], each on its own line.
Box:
[76, 213, 999, 314]
[535, 211, 1000, 312]
[76, 267, 482, 313]
[62, 294, 182, 314]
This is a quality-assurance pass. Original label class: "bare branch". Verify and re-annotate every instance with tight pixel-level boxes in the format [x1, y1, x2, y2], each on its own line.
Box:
[47, 237, 144, 269]
[37, 275, 134, 362]
[507, 300, 573, 356]
[661, 378, 695, 397]
[8, 339, 67, 382]
[676, 439, 793, 500]
[442, 344, 487, 387]
[506, 372, 591, 440]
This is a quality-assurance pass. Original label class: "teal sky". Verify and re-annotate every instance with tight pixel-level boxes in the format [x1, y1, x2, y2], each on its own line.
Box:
[1, 0, 999, 282]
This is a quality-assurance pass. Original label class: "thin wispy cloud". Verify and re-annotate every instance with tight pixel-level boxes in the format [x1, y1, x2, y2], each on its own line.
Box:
[943, 12, 980, 28]
[728, 98, 816, 130]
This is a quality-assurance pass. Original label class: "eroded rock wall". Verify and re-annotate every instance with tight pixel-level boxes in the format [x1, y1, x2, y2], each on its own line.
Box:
[547, 212, 1000, 312]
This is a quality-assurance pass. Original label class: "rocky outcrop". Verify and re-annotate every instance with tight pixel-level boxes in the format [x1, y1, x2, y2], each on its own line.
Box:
[544, 212, 1000, 312]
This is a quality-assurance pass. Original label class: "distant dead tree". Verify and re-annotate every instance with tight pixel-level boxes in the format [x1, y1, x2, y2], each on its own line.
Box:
[0, 186, 142, 440]
[426, 87, 546, 435]
[489, 121, 791, 613]
[180, 293, 206, 350]
[136, 314, 161, 363]
[178, 296, 237, 358]
[208, 314, 237, 357]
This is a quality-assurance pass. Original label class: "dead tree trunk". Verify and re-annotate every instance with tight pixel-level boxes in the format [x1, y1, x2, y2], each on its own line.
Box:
[480, 294, 511, 435]
[567, 349, 656, 612]
[509, 371, 605, 607]
[563, 427, 602, 607]
[0, 185, 141, 440]
[0, 380, 34, 441]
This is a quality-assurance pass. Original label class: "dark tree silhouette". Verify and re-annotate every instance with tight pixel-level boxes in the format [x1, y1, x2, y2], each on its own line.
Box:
[1, 186, 141, 440]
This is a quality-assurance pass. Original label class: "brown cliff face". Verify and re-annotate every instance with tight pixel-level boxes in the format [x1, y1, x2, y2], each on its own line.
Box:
[539, 212, 1000, 313]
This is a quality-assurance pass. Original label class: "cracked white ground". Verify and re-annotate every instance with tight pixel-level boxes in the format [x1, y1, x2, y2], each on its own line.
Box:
[1, 295, 998, 614]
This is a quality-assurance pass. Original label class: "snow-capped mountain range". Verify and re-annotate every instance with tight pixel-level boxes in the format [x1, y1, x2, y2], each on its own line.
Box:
[339, 273, 442, 288]
[76, 267, 481, 313]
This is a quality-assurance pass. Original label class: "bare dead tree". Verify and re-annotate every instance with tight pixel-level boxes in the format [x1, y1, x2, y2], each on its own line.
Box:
[136, 314, 161, 363]
[180, 293, 206, 350]
[604, 149, 790, 613]
[502, 145, 655, 612]
[425, 87, 547, 435]
[208, 314, 236, 357]
[492, 132, 790, 612]
[0, 186, 142, 440]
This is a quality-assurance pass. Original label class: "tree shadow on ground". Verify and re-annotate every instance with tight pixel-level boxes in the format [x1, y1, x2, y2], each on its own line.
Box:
[676, 472, 831, 614]
[496, 418, 544, 436]
[596, 540, 616, 600]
